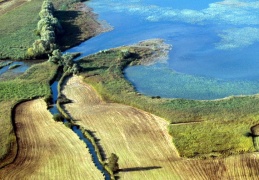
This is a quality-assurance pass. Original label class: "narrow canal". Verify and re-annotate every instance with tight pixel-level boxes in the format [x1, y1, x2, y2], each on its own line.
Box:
[50, 80, 111, 180]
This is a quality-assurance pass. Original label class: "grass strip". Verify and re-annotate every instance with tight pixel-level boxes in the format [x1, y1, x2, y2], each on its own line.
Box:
[77, 42, 258, 158]
[0, 62, 58, 167]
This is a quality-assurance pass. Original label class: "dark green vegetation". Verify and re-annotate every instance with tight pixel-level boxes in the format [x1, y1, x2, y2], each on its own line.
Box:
[78, 44, 259, 158]
[48, 49, 79, 74]
[52, 113, 64, 122]
[0, 62, 58, 167]
[106, 153, 119, 173]
[0, 62, 57, 100]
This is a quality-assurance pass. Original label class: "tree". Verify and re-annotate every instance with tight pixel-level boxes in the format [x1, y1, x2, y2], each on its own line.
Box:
[251, 124, 259, 136]
[106, 153, 119, 173]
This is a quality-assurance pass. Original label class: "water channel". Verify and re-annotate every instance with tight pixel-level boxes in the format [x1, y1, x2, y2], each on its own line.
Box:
[0, 61, 36, 80]
[67, 0, 259, 100]
[49, 81, 110, 180]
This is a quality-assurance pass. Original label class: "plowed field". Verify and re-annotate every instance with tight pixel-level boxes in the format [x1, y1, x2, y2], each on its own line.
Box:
[0, 99, 103, 180]
[61, 76, 259, 179]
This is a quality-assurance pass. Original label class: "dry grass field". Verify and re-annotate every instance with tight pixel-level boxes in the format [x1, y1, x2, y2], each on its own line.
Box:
[0, 99, 103, 179]
[61, 76, 259, 179]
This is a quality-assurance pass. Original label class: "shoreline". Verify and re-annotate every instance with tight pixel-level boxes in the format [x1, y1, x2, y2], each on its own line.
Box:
[58, 1, 113, 52]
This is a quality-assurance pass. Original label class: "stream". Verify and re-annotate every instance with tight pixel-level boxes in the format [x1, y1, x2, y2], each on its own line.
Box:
[50, 80, 110, 180]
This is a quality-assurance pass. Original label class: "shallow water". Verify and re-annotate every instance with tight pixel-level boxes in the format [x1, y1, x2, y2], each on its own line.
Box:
[0, 61, 33, 81]
[0, 61, 34, 76]
[67, 0, 259, 100]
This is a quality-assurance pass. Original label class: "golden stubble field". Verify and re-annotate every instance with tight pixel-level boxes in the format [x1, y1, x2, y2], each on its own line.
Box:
[0, 99, 103, 180]
[62, 75, 259, 180]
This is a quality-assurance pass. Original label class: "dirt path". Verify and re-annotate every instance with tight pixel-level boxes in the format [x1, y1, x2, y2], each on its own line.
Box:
[0, 99, 103, 180]
[61, 75, 259, 180]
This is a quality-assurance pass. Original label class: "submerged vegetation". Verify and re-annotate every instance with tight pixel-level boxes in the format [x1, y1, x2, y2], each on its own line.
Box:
[78, 42, 259, 158]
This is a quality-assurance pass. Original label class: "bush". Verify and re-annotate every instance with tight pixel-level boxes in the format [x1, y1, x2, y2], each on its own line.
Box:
[106, 153, 119, 173]
[251, 124, 259, 136]
[53, 113, 63, 122]
[26, 48, 35, 58]
[58, 95, 72, 104]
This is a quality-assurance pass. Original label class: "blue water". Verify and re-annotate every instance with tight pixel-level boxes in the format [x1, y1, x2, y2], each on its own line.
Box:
[0, 61, 33, 78]
[67, 0, 259, 100]
[49, 81, 110, 179]
[72, 126, 110, 180]
[49, 81, 59, 114]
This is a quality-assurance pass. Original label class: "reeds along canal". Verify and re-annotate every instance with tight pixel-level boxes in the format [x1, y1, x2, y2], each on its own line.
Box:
[49, 80, 111, 180]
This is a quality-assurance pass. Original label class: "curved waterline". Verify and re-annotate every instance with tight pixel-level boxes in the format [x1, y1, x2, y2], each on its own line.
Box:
[67, 0, 259, 100]
[124, 64, 259, 100]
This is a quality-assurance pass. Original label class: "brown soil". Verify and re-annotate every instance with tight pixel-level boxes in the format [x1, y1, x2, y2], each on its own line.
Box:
[0, 99, 103, 179]
[61, 76, 259, 179]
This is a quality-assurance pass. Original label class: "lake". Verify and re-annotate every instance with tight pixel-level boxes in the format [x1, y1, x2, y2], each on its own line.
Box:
[67, 0, 259, 100]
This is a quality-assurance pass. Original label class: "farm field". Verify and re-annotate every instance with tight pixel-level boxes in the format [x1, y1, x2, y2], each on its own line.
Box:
[61, 76, 259, 179]
[76, 46, 259, 158]
[2, 0, 259, 179]
[0, 99, 103, 179]
[0, 62, 58, 167]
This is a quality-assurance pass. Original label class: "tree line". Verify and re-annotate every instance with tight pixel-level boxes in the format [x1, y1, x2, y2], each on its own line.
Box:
[26, 0, 63, 59]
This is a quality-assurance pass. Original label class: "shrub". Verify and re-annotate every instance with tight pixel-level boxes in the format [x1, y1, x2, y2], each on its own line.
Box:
[53, 113, 63, 122]
[251, 124, 259, 136]
[106, 153, 119, 173]
[26, 48, 35, 58]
